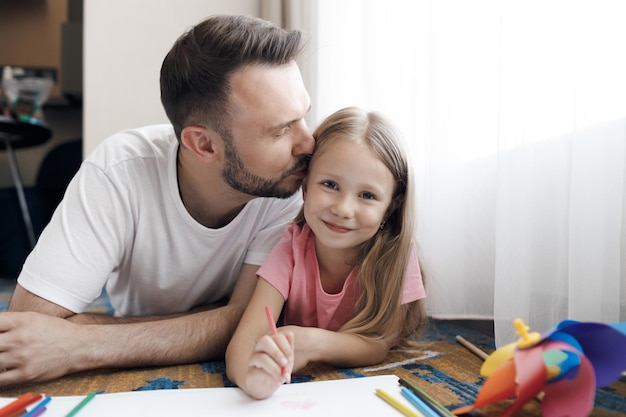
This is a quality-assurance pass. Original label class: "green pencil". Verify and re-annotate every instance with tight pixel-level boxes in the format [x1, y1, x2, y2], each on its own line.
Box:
[65, 392, 97, 417]
[398, 378, 456, 417]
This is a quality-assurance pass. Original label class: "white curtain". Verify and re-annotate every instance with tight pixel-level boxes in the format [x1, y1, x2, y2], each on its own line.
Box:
[280, 0, 626, 347]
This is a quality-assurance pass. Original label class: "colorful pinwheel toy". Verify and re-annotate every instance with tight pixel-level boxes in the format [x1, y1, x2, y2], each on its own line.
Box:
[452, 318, 626, 417]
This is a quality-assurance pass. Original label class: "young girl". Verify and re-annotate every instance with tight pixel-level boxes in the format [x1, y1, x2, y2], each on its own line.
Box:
[225, 107, 427, 400]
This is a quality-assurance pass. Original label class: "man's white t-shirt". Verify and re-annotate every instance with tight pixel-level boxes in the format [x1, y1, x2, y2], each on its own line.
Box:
[17, 125, 301, 316]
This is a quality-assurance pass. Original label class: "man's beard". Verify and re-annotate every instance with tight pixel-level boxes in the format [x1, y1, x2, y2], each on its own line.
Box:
[221, 133, 309, 199]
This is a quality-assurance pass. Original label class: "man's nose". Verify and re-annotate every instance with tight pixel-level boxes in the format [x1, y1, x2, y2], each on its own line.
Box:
[292, 119, 315, 155]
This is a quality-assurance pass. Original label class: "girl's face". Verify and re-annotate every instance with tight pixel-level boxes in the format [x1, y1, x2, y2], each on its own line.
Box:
[303, 138, 396, 256]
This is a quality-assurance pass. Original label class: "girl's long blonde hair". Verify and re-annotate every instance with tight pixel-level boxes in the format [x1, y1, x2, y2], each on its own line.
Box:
[295, 107, 427, 346]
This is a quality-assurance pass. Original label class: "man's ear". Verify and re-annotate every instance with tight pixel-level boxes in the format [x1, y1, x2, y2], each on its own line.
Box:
[180, 126, 221, 163]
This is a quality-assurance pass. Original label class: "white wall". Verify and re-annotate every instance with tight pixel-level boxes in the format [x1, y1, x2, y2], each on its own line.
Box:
[84, 0, 260, 156]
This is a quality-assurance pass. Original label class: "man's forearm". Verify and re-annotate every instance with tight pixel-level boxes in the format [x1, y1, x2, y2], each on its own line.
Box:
[0, 303, 246, 388]
[66, 300, 226, 325]
[79, 304, 246, 368]
[1, 272, 257, 387]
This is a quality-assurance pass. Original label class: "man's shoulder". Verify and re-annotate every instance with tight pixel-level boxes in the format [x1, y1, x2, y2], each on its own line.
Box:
[86, 124, 176, 168]
[100, 124, 175, 149]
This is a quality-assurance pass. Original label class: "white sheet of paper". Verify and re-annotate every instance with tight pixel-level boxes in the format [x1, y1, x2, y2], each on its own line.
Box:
[0, 374, 416, 416]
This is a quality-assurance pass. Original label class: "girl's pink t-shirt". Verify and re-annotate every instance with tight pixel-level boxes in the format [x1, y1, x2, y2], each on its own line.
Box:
[257, 223, 426, 331]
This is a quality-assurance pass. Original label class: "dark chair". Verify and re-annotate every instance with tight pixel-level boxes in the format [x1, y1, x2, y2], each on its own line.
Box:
[0, 139, 82, 278]
[0, 119, 52, 248]
[34, 139, 83, 221]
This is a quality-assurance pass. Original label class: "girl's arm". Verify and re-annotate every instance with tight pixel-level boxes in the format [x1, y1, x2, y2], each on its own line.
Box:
[282, 325, 392, 370]
[225, 279, 293, 400]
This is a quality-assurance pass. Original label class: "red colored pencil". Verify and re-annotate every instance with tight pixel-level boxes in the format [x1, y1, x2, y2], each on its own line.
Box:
[265, 306, 289, 378]
[0, 393, 43, 417]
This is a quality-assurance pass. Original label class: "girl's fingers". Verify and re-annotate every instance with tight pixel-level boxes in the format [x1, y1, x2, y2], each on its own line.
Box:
[248, 351, 283, 378]
[251, 335, 290, 379]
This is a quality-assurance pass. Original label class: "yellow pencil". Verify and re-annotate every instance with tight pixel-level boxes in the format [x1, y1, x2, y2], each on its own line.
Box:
[376, 388, 425, 417]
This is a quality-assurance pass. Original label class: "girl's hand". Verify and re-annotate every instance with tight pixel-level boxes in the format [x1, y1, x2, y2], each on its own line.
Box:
[243, 331, 294, 400]
[279, 325, 392, 370]
[279, 325, 321, 371]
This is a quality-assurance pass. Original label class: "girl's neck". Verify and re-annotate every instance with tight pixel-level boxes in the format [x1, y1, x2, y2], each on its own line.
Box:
[315, 241, 355, 294]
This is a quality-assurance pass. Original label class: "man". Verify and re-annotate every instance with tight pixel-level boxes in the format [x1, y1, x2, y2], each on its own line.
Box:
[0, 14, 314, 386]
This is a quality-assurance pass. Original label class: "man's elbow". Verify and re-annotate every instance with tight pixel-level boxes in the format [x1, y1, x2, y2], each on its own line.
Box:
[8, 284, 74, 318]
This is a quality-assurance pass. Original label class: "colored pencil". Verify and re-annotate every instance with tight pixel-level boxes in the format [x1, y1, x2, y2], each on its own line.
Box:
[0, 393, 43, 417]
[455, 335, 489, 360]
[22, 396, 51, 417]
[64, 392, 96, 417]
[26, 407, 47, 417]
[375, 388, 424, 417]
[264, 306, 288, 377]
[401, 387, 441, 417]
[265, 305, 279, 335]
[398, 378, 456, 417]
[5, 409, 27, 417]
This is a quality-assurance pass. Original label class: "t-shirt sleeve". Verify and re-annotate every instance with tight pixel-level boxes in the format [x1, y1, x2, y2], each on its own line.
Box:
[256, 224, 299, 300]
[401, 240, 426, 304]
[17, 161, 129, 313]
[243, 193, 302, 266]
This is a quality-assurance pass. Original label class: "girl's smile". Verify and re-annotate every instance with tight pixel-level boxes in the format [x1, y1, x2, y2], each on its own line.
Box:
[323, 220, 352, 234]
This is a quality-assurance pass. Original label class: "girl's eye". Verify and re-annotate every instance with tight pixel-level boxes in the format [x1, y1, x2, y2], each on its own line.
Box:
[360, 192, 376, 200]
[322, 180, 338, 190]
